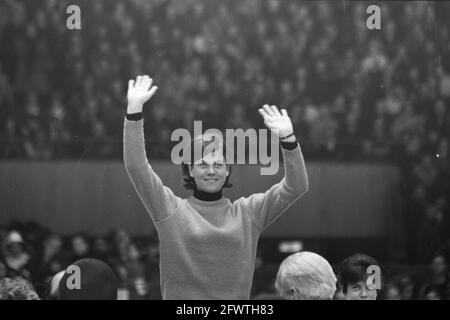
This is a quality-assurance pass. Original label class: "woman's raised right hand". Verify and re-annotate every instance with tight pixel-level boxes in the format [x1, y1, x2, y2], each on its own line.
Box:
[127, 75, 158, 114]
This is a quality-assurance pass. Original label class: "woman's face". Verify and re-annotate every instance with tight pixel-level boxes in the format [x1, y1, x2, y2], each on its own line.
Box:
[189, 152, 229, 193]
[345, 280, 378, 300]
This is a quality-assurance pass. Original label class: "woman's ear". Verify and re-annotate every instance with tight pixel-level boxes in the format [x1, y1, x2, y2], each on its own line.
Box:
[188, 165, 194, 178]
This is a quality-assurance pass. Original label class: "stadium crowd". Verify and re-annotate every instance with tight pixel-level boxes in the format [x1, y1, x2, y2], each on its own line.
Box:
[1, 0, 449, 299]
[1, 1, 449, 160]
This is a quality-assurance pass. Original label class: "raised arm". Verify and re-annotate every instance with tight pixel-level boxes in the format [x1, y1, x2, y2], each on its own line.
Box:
[236, 105, 309, 230]
[123, 75, 178, 223]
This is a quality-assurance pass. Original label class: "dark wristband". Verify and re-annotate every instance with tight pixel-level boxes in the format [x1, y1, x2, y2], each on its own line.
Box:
[126, 112, 143, 121]
[280, 132, 295, 141]
[281, 140, 298, 150]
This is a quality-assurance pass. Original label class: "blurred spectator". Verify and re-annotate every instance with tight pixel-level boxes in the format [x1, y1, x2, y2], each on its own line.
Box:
[121, 242, 145, 282]
[383, 282, 402, 300]
[421, 284, 441, 300]
[42, 234, 65, 267]
[419, 254, 449, 300]
[1, 231, 32, 280]
[127, 276, 152, 300]
[398, 275, 417, 300]
[32, 233, 67, 297]
[69, 234, 91, 263]
[111, 229, 131, 250]
[92, 236, 113, 264]
[430, 254, 449, 297]
[362, 39, 389, 74]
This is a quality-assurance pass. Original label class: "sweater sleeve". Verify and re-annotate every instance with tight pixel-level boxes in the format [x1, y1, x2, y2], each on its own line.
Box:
[235, 145, 309, 230]
[123, 118, 179, 223]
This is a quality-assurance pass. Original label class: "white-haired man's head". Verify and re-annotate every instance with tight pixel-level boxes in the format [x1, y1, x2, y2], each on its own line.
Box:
[275, 251, 337, 300]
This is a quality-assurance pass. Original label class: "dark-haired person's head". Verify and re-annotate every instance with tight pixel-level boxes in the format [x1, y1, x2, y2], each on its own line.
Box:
[181, 133, 232, 193]
[48, 258, 117, 300]
[339, 253, 380, 300]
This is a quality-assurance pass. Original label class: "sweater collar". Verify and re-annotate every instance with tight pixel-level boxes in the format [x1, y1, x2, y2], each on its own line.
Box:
[193, 188, 222, 201]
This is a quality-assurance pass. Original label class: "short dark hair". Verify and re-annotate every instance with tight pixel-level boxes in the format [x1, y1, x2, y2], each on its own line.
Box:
[181, 134, 233, 190]
[338, 253, 380, 293]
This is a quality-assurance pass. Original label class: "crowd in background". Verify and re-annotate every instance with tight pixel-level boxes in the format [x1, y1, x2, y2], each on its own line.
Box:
[1, 0, 449, 298]
[1, 1, 449, 161]
[0, 224, 162, 300]
[1, 224, 449, 300]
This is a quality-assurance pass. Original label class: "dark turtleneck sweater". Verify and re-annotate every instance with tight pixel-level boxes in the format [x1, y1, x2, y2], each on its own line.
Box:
[193, 188, 222, 201]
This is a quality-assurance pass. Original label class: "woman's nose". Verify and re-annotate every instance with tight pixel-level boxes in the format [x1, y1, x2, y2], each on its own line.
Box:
[360, 287, 368, 298]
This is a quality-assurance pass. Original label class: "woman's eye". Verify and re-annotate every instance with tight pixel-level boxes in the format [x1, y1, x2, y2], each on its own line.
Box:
[214, 163, 223, 169]
[199, 163, 208, 169]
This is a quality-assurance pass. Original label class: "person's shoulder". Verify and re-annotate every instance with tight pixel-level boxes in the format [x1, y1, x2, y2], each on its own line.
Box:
[232, 191, 269, 206]
[231, 196, 247, 206]
[231, 196, 262, 214]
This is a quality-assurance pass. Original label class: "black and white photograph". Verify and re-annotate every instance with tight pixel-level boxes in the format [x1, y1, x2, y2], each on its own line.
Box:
[0, 0, 449, 305]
